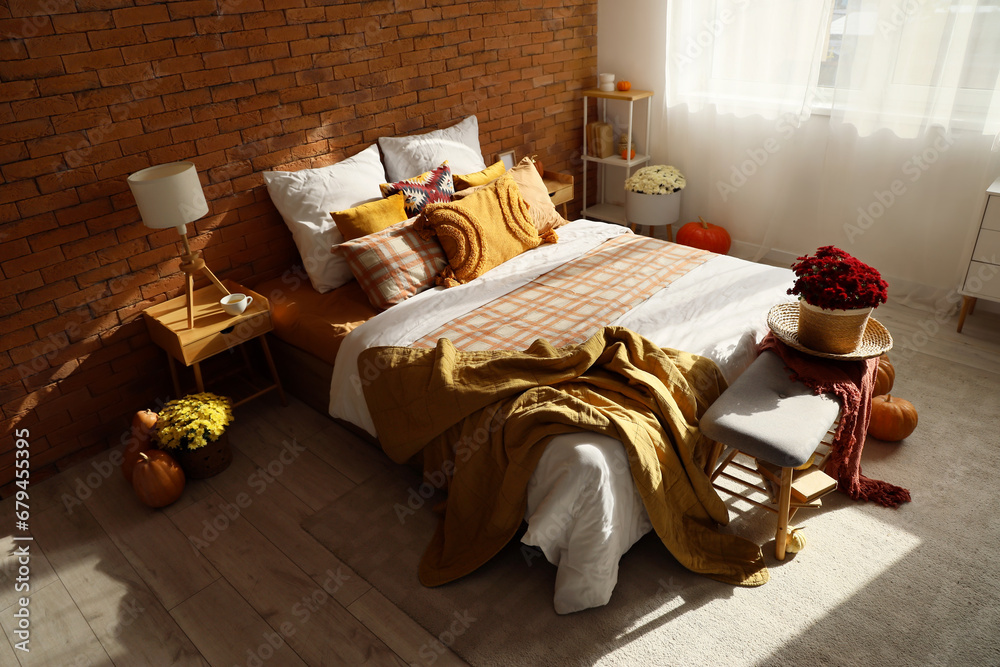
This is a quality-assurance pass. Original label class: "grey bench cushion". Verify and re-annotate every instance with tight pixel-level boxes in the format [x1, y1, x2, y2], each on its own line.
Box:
[700, 350, 841, 468]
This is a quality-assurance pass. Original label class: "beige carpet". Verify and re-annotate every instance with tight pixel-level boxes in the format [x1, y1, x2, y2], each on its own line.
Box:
[303, 348, 1000, 666]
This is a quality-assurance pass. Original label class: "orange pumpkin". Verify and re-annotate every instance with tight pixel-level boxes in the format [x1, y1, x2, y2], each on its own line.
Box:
[621, 148, 636, 160]
[132, 450, 185, 508]
[874, 353, 895, 396]
[617, 80, 631, 91]
[868, 395, 918, 442]
[123, 409, 158, 483]
[676, 217, 732, 255]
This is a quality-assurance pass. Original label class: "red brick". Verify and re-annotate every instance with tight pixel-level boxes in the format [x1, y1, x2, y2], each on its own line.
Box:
[51, 11, 114, 33]
[24, 33, 90, 57]
[0, 142, 29, 165]
[111, 5, 169, 27]
[121, 39, 176, 64]
[74, 84, 133, 110]
[26, 131, 89, 158]
[0, 271, 44, 298]
[40, 255, 100, 283]
[17, 190, 81, 219]
[51, 108, 111, 133]
[0, 238, 31, 264]
[0, 179, 39, 205]
[62, 227, 116, 258]
[0, 80, 39, 102]
[108, 97, 165, 121]
[62, 47, 124, 73]
[10, 94, 77, 121]
[194, 15, 243, 34]
[88, 26, 147, 49]
[2, 154, 66, 181]
[35, 71, 102, 96]
[18, 279, 78, 309]
[152, 54, 204, 76]
[97, 62, 154, 86]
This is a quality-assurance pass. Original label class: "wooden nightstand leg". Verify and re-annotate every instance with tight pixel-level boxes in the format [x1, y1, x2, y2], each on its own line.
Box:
[239, 344, 252, 372]
[193, 362, 205, 393]
[259, 335, 288, 406]
[560, 202, 569, 219]
[166, 352, 181, 398]
[957, 296, 976, 333]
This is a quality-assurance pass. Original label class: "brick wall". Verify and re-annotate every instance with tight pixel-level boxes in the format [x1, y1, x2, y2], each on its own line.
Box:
[0, 0, 597, 494]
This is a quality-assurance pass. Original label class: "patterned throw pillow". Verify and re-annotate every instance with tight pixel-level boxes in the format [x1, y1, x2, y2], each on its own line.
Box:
[336, 219, 448, 310]
[415, 173, 556, 288]
[379, 162, 455, 218]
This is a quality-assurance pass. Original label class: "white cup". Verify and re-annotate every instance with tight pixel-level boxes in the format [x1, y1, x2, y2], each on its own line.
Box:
[220, 293, 253, 316]
[598, 73, 615, 83]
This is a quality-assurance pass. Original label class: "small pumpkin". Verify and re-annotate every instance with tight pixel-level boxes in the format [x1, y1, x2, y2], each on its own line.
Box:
[123, 409, 158, 483]
[676, 216, 732, 255]
[786, 527, 807, 554]
[874, 353, 895, 396]
[132, 450, 185, 508]
[868, 394, 918, 442]
[621, 148, 636, 160]
[616, 80, 631, 91]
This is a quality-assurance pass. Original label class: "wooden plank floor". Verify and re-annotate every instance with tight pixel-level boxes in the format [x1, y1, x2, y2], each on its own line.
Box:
[1, 299, 996, 666]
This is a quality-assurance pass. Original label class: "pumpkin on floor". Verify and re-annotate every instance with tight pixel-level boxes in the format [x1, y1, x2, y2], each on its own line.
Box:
[132, 450, 185, 508]
[122, 409, 158, 483]
[676, 217, 731, 254]
[868, 394, 918, 442]
[874, 353, 895, 396]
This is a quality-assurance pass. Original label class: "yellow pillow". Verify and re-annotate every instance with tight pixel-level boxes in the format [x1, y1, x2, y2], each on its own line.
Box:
[416, 173, 557, 287]
[508, 157, 570, 234]
[331, 193, 408, 241]
[453, 160, 506, 190]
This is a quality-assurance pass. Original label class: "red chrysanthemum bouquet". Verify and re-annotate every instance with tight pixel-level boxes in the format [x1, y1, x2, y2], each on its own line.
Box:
[788, 246, 888, 311]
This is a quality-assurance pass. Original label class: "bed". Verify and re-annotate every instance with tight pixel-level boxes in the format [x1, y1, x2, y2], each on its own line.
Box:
[258, 115, 798, 614]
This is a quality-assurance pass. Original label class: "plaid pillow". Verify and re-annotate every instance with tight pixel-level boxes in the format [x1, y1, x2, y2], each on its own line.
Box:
[336, 219, 448, 310]
[379, 162, 455, 217]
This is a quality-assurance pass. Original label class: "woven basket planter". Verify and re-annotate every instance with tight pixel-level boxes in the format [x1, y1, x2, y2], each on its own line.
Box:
[173, 431, 233, 480]
[797, 301, 872, 354]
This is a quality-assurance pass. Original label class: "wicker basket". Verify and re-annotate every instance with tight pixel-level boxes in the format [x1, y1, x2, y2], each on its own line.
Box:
[174, 432, 233, 480]
[797, 301, 872, 354]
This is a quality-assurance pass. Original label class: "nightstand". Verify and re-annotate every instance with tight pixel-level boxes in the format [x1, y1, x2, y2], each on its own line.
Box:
[543, 171, 574, 219]
[958, 176, 1000, 332]
[143, 279, 287, 406]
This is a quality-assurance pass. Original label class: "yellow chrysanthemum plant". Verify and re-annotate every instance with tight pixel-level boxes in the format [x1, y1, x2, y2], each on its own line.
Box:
[154, 392, 234, 452]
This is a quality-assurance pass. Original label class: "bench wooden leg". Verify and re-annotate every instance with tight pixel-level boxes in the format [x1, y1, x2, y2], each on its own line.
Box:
[775, 466, 793, 560]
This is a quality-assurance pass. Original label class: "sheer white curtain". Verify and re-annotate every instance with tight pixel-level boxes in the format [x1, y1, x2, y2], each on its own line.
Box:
[660, 0, 1000, 310]
[831, 0, 1000, 142]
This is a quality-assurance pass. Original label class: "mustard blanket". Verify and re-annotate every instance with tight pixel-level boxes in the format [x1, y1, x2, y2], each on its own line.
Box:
[360, 326, 769, 588]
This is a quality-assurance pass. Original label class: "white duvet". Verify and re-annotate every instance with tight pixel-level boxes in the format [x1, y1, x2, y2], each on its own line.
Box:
[329, 220, 795, 613]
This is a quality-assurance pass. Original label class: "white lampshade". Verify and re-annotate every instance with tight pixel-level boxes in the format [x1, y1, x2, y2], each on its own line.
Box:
[127, 162, 208, 231]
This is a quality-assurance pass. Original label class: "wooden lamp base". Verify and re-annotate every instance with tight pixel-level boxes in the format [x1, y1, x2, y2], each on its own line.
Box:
[179, 232, 229, 329]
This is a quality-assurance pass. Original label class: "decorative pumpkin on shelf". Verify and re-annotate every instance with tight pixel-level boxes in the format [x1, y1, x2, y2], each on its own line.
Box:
[868, 395, 918, 442]
[616, 80, 631, 91]
[874, 354, 895, 396]
[621, 148, 636, 160]
[676, 217, 732, 255]
[132, 450, 185, 508]
[123, 409, 158, 483]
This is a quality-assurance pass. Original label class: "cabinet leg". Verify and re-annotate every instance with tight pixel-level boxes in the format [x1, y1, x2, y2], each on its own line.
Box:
[259, 335, 288, 406]
[957, 296, 976, 333]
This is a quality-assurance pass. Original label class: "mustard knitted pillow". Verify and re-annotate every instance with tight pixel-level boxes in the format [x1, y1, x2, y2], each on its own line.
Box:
[416, 173, 557, 287]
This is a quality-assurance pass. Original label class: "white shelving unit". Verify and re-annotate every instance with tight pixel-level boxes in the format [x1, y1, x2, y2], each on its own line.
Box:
[581, 88, 654, 225]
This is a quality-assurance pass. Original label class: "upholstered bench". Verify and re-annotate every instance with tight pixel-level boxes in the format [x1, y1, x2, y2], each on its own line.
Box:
[700, 350, 841, 559]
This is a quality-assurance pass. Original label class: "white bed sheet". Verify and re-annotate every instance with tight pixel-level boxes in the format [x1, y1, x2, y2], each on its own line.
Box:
[328, 220, 795, 613]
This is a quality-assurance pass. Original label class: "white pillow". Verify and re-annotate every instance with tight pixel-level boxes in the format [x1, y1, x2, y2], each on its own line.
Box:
[378, 115, 487, 182]
[263, 144, 386, 293]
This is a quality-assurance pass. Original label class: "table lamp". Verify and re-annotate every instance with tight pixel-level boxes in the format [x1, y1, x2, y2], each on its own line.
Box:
[127, 162, 230, 329]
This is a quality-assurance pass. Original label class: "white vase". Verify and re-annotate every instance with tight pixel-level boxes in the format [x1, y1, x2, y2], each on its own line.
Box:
[625, 190, 681, 228]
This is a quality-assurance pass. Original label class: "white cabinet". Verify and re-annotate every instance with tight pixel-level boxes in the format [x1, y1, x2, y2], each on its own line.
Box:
[957, 176, 1000, 332]
[581, 89, 653, 225]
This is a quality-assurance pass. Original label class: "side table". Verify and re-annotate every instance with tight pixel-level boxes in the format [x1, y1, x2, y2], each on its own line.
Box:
[542, 171, 574, 219]
[142, 279, 287, 406]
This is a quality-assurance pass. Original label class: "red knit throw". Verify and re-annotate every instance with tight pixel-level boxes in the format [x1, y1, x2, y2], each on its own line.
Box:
[759, 333, 911, 508]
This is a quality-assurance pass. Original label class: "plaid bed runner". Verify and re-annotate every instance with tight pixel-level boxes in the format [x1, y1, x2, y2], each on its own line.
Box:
[412, 234, 712, 350]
